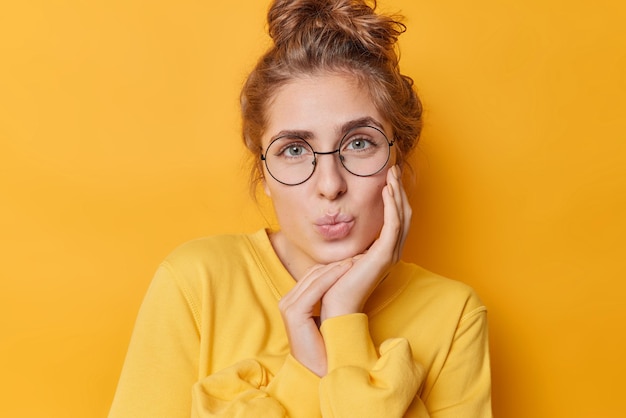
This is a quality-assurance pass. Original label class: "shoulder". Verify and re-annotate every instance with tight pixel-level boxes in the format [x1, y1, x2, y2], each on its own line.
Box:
[164, 233, 253, 264]
[384, 261, 486, 318]
[405, 262, 481, 296]
[367, 262, 488, 359]
[160, 229, 274, 273]
[153, 230, 268, 296]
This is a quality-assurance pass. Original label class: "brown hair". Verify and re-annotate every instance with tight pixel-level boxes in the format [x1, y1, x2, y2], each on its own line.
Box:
[241, 0, 422, 190]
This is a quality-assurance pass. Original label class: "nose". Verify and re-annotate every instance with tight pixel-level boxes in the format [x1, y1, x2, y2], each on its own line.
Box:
[312, 151, 347, 200]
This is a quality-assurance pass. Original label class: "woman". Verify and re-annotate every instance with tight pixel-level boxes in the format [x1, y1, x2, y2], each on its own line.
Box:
[109, 0, 492, 416]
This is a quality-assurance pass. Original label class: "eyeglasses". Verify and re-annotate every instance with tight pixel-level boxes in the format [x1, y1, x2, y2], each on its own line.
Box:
[261, 125, 394, 186]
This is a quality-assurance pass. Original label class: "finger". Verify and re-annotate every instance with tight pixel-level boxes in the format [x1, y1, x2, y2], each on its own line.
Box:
[387, 165, 413, 255]
[390, 166, 405, 224]
[377, 166, 411, 264]
[279, 261, 352, 316]
[298, 262, 352, 303]
[371, 185, 398, 260]
[283, 261, 350, 304]
[375, 167, 403, 259]
[392, 166, 412, 260]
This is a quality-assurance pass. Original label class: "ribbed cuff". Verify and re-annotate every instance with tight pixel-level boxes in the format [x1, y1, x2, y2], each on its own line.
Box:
[320, 313, 377, 372]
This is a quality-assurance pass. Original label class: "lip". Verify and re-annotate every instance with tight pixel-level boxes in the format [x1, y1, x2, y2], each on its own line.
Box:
[314, 214, 355, 240]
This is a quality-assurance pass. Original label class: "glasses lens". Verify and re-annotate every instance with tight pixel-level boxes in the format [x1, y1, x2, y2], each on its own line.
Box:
[264, 136, 315, 185]
[339, 126, 391, 177]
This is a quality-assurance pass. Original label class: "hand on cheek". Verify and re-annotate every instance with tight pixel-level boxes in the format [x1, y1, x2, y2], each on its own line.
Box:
[279, 166, 412, 373]
[320, 165, 412, 320]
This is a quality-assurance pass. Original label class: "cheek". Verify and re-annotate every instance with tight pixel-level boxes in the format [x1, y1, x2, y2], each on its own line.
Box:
[369, 175, 388, 202]
[266, 184, 307, 220]
[357, 177, 387, 218]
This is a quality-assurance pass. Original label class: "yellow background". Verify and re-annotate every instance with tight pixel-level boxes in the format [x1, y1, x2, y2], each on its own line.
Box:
[1, 0, 624, 416]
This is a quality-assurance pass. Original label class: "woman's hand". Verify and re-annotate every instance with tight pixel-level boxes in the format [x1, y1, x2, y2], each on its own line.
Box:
[320, 165, 412, 320]
[278, 260, 353, 377]
[278, 165, 411, 375]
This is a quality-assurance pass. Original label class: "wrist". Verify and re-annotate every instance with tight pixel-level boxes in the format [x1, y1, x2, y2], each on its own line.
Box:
[320, 303, 361, 322]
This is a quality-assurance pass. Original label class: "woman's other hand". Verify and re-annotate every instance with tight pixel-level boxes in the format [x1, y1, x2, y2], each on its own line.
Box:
[278, 260, 353, 376]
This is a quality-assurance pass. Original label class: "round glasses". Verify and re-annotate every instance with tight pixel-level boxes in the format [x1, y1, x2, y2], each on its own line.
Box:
[261, 125, 394, 186]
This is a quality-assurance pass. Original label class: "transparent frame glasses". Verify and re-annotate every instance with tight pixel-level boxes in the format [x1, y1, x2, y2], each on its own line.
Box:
[261, 125, 394, 186]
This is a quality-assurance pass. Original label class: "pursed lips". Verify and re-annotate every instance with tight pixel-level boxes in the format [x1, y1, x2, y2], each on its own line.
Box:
[314, 213, 355, 240]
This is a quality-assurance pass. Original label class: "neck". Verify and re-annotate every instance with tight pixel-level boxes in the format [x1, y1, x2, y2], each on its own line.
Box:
[267, 230, 316, 281]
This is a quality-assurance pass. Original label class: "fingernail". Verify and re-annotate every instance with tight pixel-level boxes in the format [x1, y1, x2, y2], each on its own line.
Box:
[392, 165, 400, 179]
[388, 183, 394, 197]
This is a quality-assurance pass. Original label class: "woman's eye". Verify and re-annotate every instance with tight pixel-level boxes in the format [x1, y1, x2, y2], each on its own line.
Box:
[346, 137, 372, 150]
[278, 141, 310, 158]
[286, 145, 305, 156]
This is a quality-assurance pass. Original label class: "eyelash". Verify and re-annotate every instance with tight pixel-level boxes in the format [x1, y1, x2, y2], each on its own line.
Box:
[276, 140, 311, 157]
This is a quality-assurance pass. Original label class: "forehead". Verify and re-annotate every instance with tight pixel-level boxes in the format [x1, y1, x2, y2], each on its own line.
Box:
[263, 73, 389, 144]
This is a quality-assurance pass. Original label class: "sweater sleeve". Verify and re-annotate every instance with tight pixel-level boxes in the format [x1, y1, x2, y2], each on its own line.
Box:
[109, 264, 322, 418]
[192, 355, 321, 418]
[424, 307, 492, 417]
[318, 314, 426, 418]
[108, 265, 201, 418]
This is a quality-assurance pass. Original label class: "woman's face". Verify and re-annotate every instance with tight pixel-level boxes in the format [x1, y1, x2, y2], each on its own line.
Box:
[262, 73, 395, 279]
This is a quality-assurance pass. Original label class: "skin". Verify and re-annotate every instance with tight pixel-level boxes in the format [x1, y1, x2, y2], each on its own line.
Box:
[261, 73, 412, 377]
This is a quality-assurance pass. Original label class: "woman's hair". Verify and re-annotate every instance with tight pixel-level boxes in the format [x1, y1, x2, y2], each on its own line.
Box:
[241, 0, 422, 191]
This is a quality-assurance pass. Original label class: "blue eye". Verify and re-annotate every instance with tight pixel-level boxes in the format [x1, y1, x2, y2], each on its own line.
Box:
[273, 139, 312, 159]
[284, 144, 306, 156]
[346, 138, 372, 150]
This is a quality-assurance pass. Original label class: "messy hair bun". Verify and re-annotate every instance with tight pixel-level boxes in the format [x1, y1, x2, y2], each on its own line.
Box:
[242, 0, 422, 190]
[268, 0, 404, 65]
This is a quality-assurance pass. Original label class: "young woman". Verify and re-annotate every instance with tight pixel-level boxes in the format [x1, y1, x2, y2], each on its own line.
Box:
[109, 0, 492, 416]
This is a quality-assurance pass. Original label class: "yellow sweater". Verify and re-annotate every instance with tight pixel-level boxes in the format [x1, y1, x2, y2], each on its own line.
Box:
[109, 229, 492, 417]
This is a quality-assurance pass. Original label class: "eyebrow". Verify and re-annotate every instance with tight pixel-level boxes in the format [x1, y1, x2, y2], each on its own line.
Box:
[269, 116, 385, 142]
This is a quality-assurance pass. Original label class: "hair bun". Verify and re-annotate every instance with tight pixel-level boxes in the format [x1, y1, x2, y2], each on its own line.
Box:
[267, 0, 405, 63]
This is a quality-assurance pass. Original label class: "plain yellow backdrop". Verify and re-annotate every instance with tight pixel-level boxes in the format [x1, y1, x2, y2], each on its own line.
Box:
[1, 0, 625, 416]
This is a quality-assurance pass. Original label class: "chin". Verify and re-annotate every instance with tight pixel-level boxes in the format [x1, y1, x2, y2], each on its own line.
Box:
[313, 237, 373, 264]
